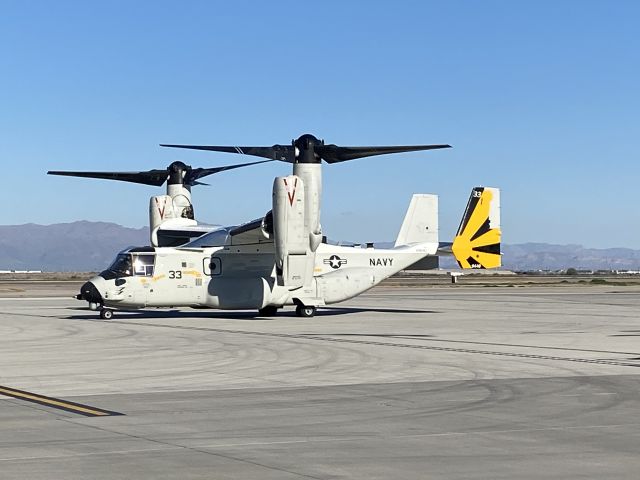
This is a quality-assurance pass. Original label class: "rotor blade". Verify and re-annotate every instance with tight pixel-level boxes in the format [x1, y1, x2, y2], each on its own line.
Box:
[47, 170, 169, 186]
[160, 144, 296, 162]
[316, 144, 452, 163]
[185, 159, 273, 185]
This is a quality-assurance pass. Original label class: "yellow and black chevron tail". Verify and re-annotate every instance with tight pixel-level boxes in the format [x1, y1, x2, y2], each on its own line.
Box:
[452, 187, 501, 269]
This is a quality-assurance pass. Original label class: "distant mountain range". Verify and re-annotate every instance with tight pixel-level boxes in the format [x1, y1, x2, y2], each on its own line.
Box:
[0, 221, 638, 272]
[0, 221, 148, 271]
[501, 243, 640, 271]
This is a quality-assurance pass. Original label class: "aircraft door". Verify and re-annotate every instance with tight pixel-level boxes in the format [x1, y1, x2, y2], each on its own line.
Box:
[131, 254, 155, 306]
[133, 280, 150, 306]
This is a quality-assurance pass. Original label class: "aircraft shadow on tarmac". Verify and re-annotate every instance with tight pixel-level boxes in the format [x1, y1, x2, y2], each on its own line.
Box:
[65, 305, 437, 321]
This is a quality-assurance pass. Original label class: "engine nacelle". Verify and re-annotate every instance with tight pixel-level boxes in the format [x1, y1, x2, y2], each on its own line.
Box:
[150, 195, 176, 226]
[261, 210, 274, 239]
[149, 195, 197, 247]
[272, 175, 311, 288]
[292, 163, 322, 253]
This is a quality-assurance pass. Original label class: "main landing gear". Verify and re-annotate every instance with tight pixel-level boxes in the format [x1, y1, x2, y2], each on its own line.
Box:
[99, 308, 114, 320]
[258, 305, 279, 317]
[295, 305, 316, 318]
[257, 305, 316, 317]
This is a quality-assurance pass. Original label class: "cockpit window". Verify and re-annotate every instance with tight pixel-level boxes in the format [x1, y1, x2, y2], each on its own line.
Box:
[132, 254, 155, 276]
[107, 254, 132, 277]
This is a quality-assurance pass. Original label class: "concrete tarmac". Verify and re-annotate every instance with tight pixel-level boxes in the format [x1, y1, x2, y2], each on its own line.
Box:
[0, 284, 639, 479]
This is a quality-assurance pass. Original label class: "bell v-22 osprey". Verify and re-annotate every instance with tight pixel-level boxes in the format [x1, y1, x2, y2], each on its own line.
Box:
[74, 134, 501, 319]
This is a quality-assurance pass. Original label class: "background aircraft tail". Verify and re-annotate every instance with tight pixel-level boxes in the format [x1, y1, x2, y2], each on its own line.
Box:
[451, 187, 501, 269]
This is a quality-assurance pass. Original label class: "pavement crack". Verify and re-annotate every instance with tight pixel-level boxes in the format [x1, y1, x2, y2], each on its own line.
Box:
[60, 419, 324, 479]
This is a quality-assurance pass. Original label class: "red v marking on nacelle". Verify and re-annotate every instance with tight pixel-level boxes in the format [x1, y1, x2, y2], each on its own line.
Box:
[155, 197, 167, 219]
[283, 178, 298, 206]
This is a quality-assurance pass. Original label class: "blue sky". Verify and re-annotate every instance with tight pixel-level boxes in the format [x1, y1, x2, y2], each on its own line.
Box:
[1, 1, 638, 248]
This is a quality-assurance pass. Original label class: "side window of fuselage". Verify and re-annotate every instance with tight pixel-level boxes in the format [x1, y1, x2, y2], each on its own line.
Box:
[132, 254, 155, 277]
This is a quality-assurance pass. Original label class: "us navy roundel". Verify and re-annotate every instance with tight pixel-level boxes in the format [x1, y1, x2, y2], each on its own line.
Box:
[324, 255, 347, 269]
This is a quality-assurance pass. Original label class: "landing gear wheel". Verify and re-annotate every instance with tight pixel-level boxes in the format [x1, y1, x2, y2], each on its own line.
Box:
[296, 305, 316, 318]
[258, 305, 278, 317]
[100, 309, 114, 320]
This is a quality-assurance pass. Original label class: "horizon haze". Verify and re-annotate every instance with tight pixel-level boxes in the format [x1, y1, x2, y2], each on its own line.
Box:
[1, 221, 638, 272]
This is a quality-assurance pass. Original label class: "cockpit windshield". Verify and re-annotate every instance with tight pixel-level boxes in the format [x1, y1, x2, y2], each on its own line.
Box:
[105, 254, 133, 277]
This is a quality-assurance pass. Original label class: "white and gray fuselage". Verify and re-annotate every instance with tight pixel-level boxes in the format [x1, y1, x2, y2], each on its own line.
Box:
[84, 240, 436, 311]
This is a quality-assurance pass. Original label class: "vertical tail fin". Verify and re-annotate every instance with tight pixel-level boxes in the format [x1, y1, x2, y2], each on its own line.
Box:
[452, 187, 501, 269]
[394, 194, 439, 247]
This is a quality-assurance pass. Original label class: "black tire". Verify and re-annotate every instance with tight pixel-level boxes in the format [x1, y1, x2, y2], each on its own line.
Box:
[296, 305, 316, 318]
[100, 309, 114, 320]
[258, 305, 278, 316]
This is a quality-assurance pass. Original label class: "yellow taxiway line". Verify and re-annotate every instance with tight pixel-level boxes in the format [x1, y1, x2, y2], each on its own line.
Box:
[0, 385, 123, 417]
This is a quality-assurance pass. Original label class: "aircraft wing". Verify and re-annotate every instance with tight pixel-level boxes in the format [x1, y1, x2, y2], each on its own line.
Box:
[229, 217, 273, 245]
[156, 223, 220, 247]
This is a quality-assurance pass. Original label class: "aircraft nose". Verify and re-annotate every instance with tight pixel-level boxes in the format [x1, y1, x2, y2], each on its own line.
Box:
[79, 281, 103, 304]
